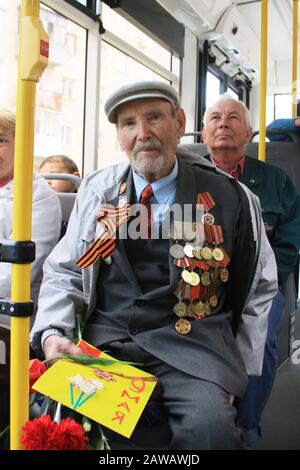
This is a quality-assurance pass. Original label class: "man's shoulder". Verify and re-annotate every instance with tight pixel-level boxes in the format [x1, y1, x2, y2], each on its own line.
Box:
[245, 155, 289, 181]
[81, 161, 130, 190]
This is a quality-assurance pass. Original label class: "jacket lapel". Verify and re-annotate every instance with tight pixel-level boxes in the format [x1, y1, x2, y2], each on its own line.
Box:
[104, 169, 142, 291]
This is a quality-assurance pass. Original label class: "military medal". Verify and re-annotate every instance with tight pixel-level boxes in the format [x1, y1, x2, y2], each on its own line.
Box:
[219, 268, 229, 282]
[192, 246, 202, 260]
[119, 197, 127, 208]
[201, 213, 215, 225]
[184, 243, 194, 258]
[200, 246, 213, 260]
[119, 181, 127, 195]
[201, 271, 211, 286]
[195, 301, 206, 316]
[209, 294, 218, 308]
[187, 302, 196, 317]
[212, 247, 224, 261]
[174, 301, 187, 318]
[181, 269, 192, 284]
[175, 318, 192, 335]
[170, 243, 185, 259]
[204, 302, 212, 316]
[190, 271, 200, 286]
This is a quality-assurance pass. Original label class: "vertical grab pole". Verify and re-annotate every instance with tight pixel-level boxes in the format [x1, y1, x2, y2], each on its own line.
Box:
[10, 0, 48, 449]
[258, 0, 268, 162]
[292, 0, 298, 118]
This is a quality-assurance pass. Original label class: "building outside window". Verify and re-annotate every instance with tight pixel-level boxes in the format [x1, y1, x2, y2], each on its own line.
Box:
[0, 0, 86, 173]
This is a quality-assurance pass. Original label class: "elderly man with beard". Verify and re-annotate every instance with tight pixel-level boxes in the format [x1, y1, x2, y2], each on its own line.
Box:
[31, 81, 277, 450]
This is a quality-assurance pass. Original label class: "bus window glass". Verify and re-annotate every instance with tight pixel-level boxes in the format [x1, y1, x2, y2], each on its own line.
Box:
[206, 71, 221, 108]
[227, 87, 239, 100]
[172, 56, 181, 79]
[266, 95, 274, 125]
[0, 1, 87, 174]
[275, 94, 292, 119]
[102, 4, 172, 70]
[36, 4, 86, 174]
[274, 94, 300, 119]
[98, 41, 169, 169]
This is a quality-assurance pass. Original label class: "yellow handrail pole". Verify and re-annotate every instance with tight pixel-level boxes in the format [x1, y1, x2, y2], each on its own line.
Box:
[258, 0, 268, 162]
[292, 0, 298, 118]
[10, 0, 49, 449]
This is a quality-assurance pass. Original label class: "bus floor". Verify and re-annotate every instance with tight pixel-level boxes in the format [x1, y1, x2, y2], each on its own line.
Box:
[253, 305, 300, 450]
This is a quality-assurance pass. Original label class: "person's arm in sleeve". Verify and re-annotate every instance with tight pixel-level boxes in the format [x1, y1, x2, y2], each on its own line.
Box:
[236, 187, 278, 376]
[30, 179, 93, 358]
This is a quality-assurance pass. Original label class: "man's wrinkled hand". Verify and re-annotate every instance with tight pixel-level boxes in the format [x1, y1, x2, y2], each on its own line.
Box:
[43, 335, 82, 365]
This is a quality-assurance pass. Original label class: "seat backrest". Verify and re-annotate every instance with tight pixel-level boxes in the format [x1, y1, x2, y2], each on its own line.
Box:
[245, 141, 300, 193]
[179, 143, 209, 157]
[40, 172, 82, 191]
[40, 173, 82, 237]
[57, 192, 77, 223]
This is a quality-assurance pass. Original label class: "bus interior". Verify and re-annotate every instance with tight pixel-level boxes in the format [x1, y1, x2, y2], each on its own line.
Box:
[0, 0, 300, 450]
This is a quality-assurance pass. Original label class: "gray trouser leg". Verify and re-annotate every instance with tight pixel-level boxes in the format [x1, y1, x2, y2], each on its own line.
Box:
[150, 361, 246, 450]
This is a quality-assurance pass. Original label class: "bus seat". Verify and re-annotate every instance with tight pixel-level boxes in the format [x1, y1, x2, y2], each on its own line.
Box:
[40, 173, 82, 237]
[245, 131, 300, 193]
[179, 142, 209, 158]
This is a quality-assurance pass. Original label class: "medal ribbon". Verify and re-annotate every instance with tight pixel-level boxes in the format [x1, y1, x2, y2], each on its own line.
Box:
[197, 192, 215, 212]
[76, 202, 131, 269]
[204, 224, 224, 244]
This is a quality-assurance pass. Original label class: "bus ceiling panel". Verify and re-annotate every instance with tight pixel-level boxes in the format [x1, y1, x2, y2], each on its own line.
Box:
[156, 1, 258, 83]
[118, 0, 185, 58]
[156, 0, 232, 36]
[237, 0, 295, 63]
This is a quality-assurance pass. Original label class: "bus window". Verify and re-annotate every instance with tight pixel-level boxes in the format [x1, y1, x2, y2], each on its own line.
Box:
[227, 87, 239, 100]
[98, 5, 179, 170]
[206, 71, 221, 108]
[0, 1, 87, 176]
[275, 93, 300, 119]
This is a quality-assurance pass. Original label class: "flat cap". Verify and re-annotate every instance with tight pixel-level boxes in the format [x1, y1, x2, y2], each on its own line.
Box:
[104, 81, 180, 123]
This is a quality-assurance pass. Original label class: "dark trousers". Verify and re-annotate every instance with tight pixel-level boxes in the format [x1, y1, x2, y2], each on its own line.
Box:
[235, 290, 285, 444]
[106, 341, 246, 450]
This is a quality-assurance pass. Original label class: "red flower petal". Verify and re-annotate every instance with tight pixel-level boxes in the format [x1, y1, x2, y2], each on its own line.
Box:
[51, 418, 88, 450]
[21, 415, 57, 450]
[29, 359, 47, 393]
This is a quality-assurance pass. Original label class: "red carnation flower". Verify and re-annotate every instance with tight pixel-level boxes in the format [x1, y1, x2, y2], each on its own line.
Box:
[29, 359, 47, 393]
[21, 415, 57, 450]
[51, 418, 88, 450]
[21, 415, 88, 450]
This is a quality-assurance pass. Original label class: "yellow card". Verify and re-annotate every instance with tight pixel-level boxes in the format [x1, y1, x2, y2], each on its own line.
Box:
[33, 341, 158, 438]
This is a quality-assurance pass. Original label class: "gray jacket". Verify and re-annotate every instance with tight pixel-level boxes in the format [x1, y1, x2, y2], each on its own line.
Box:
[30, 150, 278, 375]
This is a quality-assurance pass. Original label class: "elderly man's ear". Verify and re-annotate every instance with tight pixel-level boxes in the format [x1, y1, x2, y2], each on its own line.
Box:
[245, 126, 253, 143]
[176, 108, 186, 138]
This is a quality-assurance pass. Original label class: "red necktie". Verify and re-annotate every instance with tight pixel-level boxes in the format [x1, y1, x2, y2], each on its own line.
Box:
[139, 184, 154, 239]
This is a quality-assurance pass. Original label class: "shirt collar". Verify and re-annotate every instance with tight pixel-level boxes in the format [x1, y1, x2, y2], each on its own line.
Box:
[133, 157, 178, 203]
[210, 155, 245, 180]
